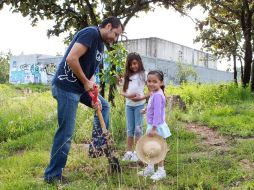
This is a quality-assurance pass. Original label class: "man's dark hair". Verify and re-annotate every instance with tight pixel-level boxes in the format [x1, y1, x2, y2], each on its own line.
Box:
[100, 16, 124, 31]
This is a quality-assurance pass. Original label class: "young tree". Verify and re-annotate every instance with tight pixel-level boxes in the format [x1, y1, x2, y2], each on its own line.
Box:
[175, 61, 197, 84]
[0, 51, 11, 83]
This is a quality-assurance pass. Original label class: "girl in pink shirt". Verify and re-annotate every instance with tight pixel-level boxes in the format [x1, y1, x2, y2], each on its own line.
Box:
[138, 70, 171, 181]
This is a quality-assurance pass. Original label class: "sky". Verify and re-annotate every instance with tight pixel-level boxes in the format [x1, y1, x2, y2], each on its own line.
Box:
[0, 5, 227, 70]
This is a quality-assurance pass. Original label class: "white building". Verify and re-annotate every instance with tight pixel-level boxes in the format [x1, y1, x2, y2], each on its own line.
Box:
[123, 37, 217, 69]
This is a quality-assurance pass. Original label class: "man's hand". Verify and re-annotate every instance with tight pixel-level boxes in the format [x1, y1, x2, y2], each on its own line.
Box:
[91, 98, 102, 110]
[84, 80, 94, 92]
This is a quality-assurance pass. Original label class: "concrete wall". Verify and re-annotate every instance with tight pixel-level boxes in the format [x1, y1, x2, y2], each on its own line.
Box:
[9, 37, 232, 85]
[9, 54, 62, 84]
[141, 56, 232, 85]
[123, 37, 217, 69]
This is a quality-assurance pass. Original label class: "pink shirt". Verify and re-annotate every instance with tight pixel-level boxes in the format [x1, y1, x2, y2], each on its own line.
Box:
[146, 89, 166, 126]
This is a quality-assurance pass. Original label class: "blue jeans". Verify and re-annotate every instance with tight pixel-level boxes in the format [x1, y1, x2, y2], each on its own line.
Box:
[45, 86, 110, 179]
[126, 104, 144, 137]
[44, 85, 82, 180]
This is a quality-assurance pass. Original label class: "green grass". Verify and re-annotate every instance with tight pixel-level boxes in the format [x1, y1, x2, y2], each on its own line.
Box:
[1, 83, 254, 189]
[169, 83, 254, 137]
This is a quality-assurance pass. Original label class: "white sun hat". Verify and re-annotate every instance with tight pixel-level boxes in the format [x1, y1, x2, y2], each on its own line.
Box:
[135, 134, 168, 164]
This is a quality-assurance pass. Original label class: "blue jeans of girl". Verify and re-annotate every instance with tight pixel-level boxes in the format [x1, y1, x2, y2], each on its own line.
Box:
[126, 104, 144, 137]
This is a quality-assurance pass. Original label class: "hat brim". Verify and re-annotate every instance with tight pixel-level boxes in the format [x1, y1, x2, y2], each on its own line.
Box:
[135, 134, 168, 164]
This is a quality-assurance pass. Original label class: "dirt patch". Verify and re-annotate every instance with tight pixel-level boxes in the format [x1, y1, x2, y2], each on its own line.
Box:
[239, 159, 254, 171]
[184, 122, 254, 176]
[185, 122, 229, 152]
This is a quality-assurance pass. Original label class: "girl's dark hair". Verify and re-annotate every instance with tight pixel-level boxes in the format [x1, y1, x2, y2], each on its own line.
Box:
[100, 16, 124, 31]
[123, 52, 145, 92]
[148, 70, 165, 92]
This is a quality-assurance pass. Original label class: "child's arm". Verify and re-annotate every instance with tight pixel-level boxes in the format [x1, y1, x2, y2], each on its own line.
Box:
[140, 107, 147, 114]
[116, 75, 124, 86]
[130, 93, 150, 102]
[152, 95, 163, 124]
[120, 91, 136, 99]
[148, 126, 157, 137]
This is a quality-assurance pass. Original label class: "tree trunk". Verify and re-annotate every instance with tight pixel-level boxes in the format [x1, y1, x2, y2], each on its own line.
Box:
[251, 61, 254, 91]
[233, 54, 237, 85]
[104, 44, 118, 106]
[108, 83, 116, 107]
[242, 35, 252, 87]
[108, 62, 116, 106]
[241, 8, 253, 88]
[239, 58, 244, 84]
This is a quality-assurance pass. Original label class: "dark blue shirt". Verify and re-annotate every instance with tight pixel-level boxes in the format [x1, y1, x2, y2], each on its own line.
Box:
[52, 26, 104, 93]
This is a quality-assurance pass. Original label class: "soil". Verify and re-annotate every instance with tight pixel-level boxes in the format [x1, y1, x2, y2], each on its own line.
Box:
[184, 122, 254, 185]
[185, 122, 230, 152]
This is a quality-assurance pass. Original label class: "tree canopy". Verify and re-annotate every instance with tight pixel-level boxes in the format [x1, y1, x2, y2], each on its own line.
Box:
[0, 0, 186, 43]
[192, 0, 254, 90]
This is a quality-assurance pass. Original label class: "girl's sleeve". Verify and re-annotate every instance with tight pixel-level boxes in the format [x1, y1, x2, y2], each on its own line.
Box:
[152, 94, 163, 126]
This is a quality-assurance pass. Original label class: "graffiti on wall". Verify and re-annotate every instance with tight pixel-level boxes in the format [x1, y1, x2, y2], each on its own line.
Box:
[20, 64, 30, 71]
[10, 59, 58, 84]
[10, 70, 25, 83]
[44, 63, 57, 76]
[30, 64, 41, 83]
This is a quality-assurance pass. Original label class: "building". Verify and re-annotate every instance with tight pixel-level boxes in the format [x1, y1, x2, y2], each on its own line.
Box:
[123, 37, 217, 69]
[9, 38, 232, 85]
[122, 37, 231, 84]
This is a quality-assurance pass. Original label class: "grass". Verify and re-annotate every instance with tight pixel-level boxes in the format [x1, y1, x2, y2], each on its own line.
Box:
[169, 83, 254, 137]
[0, 83, 254, 189]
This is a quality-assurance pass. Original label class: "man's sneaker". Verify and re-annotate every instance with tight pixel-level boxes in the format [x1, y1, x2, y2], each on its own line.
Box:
[130, 151, 139, 162]
[137, 166, 155, 177]
[122, 152, 132, 161]
[150, 169, 166, 181]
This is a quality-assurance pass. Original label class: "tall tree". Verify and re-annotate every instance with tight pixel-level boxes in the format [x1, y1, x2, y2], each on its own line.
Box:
[189, 0, 254, 90]
[194, 9, 243, 85]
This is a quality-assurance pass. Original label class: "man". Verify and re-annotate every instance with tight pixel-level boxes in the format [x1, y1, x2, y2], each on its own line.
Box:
[44, 16, 123, 183]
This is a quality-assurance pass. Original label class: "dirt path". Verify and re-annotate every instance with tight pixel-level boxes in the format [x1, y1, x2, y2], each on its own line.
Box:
[184, 122, 254, 177]
[185, 122, 230, 152]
